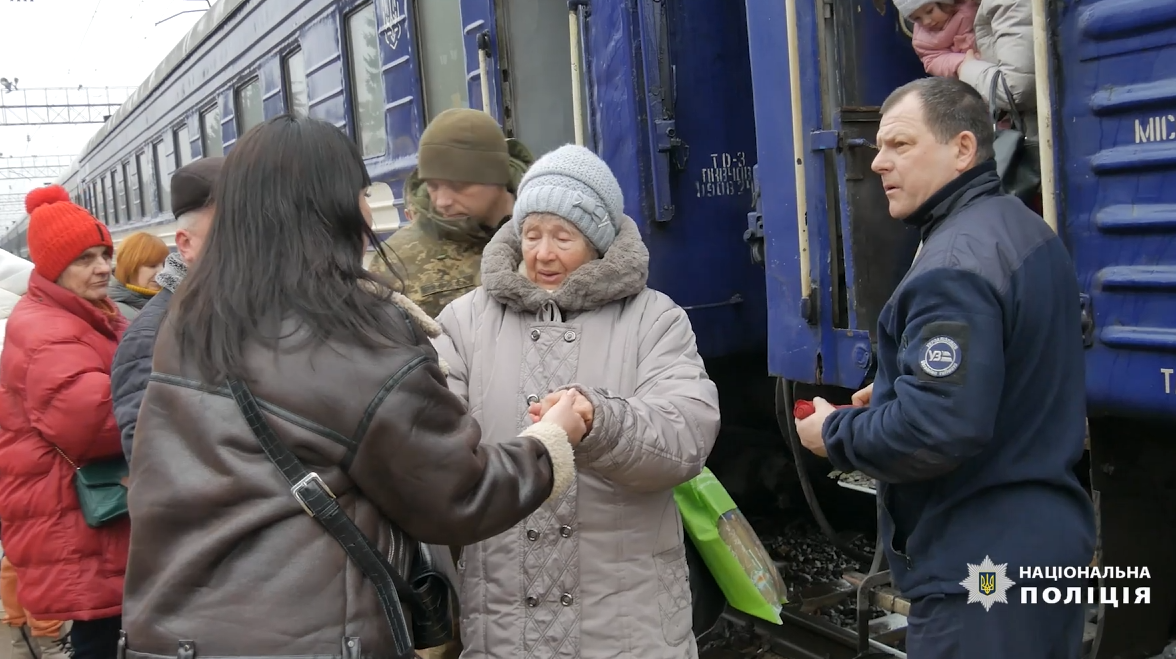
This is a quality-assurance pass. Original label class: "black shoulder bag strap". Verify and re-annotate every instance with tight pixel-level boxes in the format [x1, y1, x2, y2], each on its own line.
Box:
[226, 379, 416, 658]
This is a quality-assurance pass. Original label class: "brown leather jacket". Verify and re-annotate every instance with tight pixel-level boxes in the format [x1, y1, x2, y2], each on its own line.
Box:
[121, 291, 575, 659]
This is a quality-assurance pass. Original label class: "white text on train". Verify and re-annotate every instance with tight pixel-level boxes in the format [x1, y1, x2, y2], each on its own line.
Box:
[1134, 114, 1176, 143]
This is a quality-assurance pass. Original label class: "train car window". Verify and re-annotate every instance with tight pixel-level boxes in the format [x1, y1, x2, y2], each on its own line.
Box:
[130, 160, 143, 221]
[154, 141, 171, 213]
[201, 105, 224, 157]
[111, 170, 123, 225]
[124, 161, 139, 222]
[284, 49, 310, 119]
[416, 0, 468, 120]
[237, 78, 265, 134]
[346, 3, 388, 159]
[174, 124, 193, 167]
[99, 180, 110, 224]
[138, 151, 157, 217]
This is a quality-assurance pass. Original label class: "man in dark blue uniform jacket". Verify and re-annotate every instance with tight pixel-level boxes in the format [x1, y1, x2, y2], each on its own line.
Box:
[795, 77, 1095, 657]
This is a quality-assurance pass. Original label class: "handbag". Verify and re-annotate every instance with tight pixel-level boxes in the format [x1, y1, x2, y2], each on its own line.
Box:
[52, 447, 129, 528]
[988, 71, 1041, 204]
[226, 379, 457, 656]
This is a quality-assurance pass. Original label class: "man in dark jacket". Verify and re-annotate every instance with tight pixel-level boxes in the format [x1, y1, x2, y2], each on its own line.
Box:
[111, 157, 223, 463]
[795, 77, 1095, 657]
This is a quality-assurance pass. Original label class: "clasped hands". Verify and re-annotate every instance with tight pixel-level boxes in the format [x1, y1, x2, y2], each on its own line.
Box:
[529, 389, 594, 447]
[794, 383, 872, 458]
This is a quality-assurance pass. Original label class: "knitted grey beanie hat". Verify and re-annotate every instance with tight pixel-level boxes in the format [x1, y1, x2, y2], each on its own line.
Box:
[512, 144, 624, 254]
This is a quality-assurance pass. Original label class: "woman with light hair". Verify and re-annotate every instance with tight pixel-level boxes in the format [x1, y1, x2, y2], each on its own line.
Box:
[108, 232, 168, 321]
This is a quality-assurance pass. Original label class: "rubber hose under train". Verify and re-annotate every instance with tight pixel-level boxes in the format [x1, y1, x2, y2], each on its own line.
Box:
[777, 378, 874, 565]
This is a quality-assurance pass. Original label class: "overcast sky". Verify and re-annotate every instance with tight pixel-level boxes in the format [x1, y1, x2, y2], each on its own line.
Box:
[0, 0, 206, 229]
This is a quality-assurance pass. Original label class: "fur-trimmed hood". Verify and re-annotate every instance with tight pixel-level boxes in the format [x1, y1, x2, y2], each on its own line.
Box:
[480, 214, 649, 315]
[362, 280, 449, 375]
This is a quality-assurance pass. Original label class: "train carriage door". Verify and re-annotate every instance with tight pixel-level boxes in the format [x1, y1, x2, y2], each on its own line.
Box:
[455, 0, 503, 119]
[492, 0, 588, 154]
[747, 0, 925, 388]
[595, 0, 768, 362]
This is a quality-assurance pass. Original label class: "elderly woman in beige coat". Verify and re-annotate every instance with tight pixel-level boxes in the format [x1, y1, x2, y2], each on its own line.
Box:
[433, 144, 721, 659]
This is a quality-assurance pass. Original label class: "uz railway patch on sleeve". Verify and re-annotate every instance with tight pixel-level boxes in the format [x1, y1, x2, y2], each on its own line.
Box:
[912, 320, 969, 383]
[920, 336, 962, 378]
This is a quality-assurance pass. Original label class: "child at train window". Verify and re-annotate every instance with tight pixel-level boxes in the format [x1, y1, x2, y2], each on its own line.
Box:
[897, 0, 980, 79]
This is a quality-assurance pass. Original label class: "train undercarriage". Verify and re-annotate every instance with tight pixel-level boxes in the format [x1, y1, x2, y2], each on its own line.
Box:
[688, 359, 1176, 659]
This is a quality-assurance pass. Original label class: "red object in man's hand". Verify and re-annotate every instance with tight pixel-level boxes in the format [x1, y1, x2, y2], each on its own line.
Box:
[793, 399, 852, 420]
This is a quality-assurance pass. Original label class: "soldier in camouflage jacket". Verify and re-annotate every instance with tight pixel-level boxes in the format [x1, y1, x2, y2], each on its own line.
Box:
[370, 109, 534, 319]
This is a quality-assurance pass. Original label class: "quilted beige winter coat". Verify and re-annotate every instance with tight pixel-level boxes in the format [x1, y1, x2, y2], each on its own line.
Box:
[433, 215, 721, 659]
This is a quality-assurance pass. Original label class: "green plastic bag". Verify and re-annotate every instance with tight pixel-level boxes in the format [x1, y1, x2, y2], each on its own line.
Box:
[674, 468, 788, 624]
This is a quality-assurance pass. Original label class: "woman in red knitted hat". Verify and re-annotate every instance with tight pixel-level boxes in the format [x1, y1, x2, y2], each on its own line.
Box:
[0, 185, 129, 659]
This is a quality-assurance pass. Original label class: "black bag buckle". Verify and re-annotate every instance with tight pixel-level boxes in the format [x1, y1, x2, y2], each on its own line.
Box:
[291, 472, 335, 517]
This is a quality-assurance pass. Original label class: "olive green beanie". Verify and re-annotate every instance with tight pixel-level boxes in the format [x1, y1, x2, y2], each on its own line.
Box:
[417, 108, 511, 186]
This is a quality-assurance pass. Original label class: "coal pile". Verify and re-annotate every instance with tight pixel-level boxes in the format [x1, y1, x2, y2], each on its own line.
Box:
[753, 518, 889, 629]
[760, 519, 871, 585]
[821, 597, 887, 629]
[698, 623, 785, 659]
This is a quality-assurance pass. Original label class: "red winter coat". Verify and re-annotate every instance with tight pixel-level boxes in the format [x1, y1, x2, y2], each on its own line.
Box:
[0, 272, 129, 620]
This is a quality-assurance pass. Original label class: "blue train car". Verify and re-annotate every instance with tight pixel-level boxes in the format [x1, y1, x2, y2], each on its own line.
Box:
[747, 0, 1176, 655]
[3, 0, 767, 366]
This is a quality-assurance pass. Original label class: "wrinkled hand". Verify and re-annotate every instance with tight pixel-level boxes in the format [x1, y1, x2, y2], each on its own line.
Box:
[539, 390, 588, 447]
[794, 397, 835, 458]
[964, 49, 978, 62]
[851, 383, 873, 408]
[529, 389, 593, 432]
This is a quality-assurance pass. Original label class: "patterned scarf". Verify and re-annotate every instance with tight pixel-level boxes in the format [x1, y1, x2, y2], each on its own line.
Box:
[154, 252, 189, 293]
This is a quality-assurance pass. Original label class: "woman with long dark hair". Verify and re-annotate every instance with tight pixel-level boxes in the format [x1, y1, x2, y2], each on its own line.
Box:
[120, 115, 581, 659]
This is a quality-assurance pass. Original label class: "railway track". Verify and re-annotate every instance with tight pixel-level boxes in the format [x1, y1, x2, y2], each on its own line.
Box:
[699, 468, 1112, 659]
[700, 607, 903, 659]
[697, 492, 910, 659]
